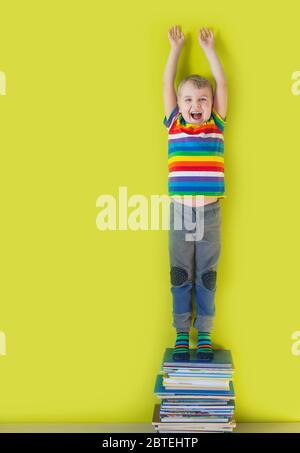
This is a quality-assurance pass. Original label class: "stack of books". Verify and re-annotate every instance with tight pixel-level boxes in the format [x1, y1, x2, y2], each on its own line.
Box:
[152, 348, 236, 433]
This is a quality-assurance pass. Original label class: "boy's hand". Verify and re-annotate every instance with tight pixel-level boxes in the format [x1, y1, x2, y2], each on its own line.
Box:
[168, 25, 185, 51]
[198, 27, 215, 51]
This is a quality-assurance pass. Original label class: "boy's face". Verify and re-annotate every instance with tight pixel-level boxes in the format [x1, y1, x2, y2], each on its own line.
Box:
[177, 82, 213, 124]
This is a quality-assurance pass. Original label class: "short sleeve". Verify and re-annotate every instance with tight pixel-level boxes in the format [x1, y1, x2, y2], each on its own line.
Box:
[211, 109, 227, 133]
[163, 104, 179, 129]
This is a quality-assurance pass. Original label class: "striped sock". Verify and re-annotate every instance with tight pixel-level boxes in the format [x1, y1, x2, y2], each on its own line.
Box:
[197, 331, 213, 359]
[172, 331, 190, 360]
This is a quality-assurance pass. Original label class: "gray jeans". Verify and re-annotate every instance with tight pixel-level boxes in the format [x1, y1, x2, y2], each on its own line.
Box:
[168, 199, 222, 332]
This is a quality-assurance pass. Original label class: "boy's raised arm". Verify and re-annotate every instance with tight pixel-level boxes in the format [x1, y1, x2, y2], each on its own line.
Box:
[198, 27, 228, 120]
[163, 26, 185, 120]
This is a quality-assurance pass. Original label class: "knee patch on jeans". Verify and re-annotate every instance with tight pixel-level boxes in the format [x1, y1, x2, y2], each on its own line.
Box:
[171, 266, 188, 286]
[202, 270, 217, 290]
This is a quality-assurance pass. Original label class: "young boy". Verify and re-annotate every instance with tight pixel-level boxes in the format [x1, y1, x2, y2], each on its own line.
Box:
[163, 25, 228, 361]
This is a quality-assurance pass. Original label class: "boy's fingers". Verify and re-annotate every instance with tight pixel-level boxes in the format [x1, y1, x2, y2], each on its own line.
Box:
[168, 25, 185, 43]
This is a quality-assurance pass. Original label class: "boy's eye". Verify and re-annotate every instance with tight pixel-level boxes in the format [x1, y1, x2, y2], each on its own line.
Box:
[185, 98, 207, 102]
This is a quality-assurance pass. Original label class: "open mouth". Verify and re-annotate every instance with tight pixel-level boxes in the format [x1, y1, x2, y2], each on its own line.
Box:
[191, 112, 202, 120]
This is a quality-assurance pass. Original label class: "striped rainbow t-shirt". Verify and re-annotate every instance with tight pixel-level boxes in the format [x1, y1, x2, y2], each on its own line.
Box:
[163, 105, 226, 199]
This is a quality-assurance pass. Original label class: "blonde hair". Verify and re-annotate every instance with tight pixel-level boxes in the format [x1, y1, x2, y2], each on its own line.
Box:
[177, 74, 213, 98]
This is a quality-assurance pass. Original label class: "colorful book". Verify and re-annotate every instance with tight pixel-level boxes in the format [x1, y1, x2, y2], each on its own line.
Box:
[154, 374, 235, 399]
[162, 348, 234, 369]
